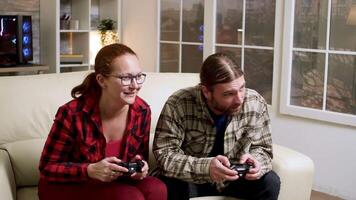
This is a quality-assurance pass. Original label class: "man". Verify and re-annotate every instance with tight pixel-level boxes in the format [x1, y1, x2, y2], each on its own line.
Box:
[152, 53, 280, 200]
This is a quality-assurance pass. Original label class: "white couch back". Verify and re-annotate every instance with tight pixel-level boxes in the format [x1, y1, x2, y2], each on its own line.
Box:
[0, 71, 199, 187]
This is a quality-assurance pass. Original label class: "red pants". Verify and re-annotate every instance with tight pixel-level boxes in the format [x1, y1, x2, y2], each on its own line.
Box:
[38, 176, 167, 200]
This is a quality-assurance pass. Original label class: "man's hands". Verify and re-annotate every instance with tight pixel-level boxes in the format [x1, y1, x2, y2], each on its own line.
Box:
[209, 154, 262, 182]
[239, 153, 261, 180]
[209, 155, 238, 183]
[87, 155, 149, 182]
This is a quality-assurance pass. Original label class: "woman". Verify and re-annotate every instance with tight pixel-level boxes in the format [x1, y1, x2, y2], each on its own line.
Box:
[38, 43, 167, 200]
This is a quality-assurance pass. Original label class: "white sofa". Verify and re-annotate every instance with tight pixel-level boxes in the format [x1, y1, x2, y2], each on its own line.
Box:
[0, 71, 314, 200]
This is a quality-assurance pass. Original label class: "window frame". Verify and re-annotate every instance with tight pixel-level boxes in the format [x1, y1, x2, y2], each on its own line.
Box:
[157, 0, 279, 103]
[280, 0, 356, 127]
[157, 0, 206, 73]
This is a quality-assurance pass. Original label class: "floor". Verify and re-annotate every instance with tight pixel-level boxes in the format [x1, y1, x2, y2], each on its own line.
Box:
[311, 190, 344, 200]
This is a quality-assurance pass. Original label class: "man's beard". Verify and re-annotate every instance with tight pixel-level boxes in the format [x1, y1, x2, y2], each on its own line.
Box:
[210, 98, 241, 114]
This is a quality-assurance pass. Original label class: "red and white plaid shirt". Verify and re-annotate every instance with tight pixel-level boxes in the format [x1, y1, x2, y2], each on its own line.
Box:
[39, 95, 151, 182]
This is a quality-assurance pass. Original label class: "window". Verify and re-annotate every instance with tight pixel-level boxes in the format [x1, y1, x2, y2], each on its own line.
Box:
[215, 0, 275, 104]
[281, 0, 356, 126]
[159, 0, 204, 73]
[158, 0, 276, 104]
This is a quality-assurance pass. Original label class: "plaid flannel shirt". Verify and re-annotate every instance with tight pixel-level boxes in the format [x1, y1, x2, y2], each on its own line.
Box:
[39, 95, 151, 182]
[153, 85, 273, 189]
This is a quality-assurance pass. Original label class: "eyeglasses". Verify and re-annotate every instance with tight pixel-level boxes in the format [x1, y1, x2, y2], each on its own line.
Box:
[109, 73, 147, 86]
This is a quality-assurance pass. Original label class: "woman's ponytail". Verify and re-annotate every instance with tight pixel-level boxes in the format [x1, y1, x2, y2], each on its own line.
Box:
[71, 72, 101, 98]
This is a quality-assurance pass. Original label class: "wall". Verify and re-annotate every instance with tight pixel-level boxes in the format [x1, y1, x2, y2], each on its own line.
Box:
[121, 0, 157, 72]
[121, 0, 356, 199]
[0, 0, 40, 64]
[270, 112, 356, 199]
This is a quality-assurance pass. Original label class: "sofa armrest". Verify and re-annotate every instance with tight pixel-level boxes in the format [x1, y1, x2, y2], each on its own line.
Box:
[272, 144, 314, 200]
[0, 148, 16, 200]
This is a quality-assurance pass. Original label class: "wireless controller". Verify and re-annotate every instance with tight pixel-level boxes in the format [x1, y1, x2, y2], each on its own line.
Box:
[230, 163, 253, 178]
[117, 160, 144, 175]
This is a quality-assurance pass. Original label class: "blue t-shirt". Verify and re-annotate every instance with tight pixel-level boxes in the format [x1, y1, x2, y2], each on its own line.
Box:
[208, 109, 228, 157]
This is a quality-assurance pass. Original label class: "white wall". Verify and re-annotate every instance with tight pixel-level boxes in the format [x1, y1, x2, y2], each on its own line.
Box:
[121, 1, 356, 199]
[270, 112, 356, 199]
[121, 0, 157, 72]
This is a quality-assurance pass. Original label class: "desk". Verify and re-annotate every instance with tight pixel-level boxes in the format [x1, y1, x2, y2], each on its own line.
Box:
[0, 64, 49, 74]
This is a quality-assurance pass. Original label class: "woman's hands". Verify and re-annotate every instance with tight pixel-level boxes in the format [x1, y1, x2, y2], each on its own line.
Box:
[87, 155, 149, 182]
[130, 155, 149, 180]
[87, 157, 128, 182]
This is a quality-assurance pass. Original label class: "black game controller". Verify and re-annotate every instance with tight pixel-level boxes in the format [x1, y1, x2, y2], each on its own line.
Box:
[230, 163, 253, 178]
[117, 160, 144, 175]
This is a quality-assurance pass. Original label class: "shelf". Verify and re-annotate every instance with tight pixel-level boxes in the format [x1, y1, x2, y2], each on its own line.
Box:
[0, 64, 49, 73]
[60, 63, 89, 68]
[60, 29, 90, 33]
[40, 0, 121, 73]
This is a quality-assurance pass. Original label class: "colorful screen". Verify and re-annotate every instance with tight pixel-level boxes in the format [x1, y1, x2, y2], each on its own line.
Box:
[0, 16, 17, 55]
[0, 16, 18, 66]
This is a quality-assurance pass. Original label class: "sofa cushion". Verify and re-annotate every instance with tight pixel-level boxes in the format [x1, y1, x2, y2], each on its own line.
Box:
[138, 72, 200, 133]
[17, 186, 38, 200]
[0, 149, 16, 199]
[0, 72, 86, 145]
[1, 139, 45, 187]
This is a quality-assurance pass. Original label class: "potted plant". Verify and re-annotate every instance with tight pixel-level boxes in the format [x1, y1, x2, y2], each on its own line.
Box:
[97, 19, 118, 46]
